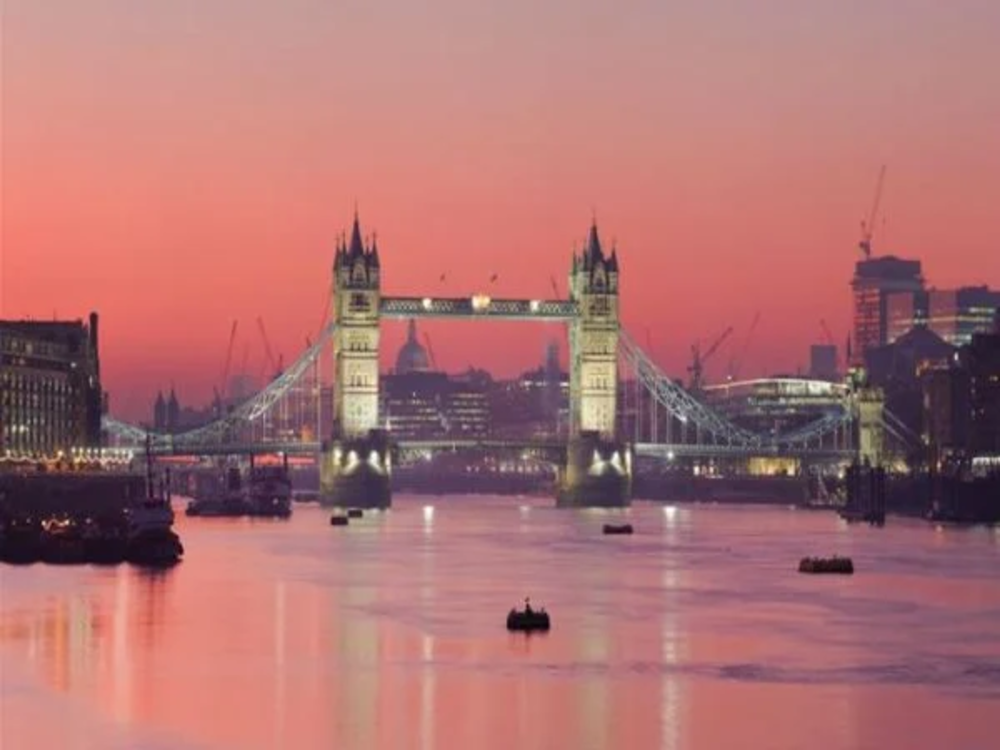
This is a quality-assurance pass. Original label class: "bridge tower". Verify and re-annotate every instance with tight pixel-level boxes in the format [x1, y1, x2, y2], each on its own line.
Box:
[319, 212, 392, 508]
[856, 386, 886, 467]
[558, 222, 632, 507]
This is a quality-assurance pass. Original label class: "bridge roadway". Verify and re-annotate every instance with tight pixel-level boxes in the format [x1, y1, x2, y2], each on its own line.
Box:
[380, 296, 576, 321]
[136, 438, 853, 462]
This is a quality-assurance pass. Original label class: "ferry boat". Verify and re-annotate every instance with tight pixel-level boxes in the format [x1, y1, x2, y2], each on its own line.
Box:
[247, 465, 292, 518]
[186, 467, 250, 517]
[0, 456, 183, 566]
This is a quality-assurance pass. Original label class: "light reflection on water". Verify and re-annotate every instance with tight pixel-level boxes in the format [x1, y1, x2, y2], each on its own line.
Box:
[1, 496, 999, 750]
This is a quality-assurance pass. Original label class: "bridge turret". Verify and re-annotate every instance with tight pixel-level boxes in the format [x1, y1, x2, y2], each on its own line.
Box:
[331, 211, 382, 439]
[559, 220, 630, 508]
[568, 220, 620, 437]
[323, 211, 391, 510]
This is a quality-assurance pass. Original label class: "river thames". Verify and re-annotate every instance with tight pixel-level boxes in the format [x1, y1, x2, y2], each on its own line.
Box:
[2, 497, 999, 749]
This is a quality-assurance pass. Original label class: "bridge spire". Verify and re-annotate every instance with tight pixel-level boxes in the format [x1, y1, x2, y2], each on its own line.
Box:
[348, 209, 365, 257]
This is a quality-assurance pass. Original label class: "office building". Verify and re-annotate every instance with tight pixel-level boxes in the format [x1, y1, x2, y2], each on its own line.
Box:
[0, 313, 103, 456]
[888, 286, 1000, 347]
[851, 256, 924, 361]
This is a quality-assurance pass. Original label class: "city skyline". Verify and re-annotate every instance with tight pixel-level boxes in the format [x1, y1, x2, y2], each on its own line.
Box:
[3, 0, 998, 421]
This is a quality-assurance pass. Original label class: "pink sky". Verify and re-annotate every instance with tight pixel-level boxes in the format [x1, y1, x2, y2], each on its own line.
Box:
[2, 0, 998, 421]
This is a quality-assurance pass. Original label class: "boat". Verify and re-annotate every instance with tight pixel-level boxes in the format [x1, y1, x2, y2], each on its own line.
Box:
[798, 556, 854, 575]
[292, 489, 320, 503]
[0, 515, 43, 564]
[40, 514, 86, 564]
[603, 523, 633, 535]
[81, 516, 128, 564]
[247, 465, 292, 518]
[186, 467, 249, 517]
[123, 492, 183, 566]
[330, 514, 349, 527]
[347, 508, 363, 519]
[506, 600, 551, 632]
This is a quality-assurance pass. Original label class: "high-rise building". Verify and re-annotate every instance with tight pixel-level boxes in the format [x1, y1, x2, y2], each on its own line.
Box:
[886, 290, 929, 344]
[927, 287, 1000, 347]
[961, 332, 1000, 456]
[885, 286, 1000, 348]
[0, 314, 103, 456]
[851, 256, 925, 361]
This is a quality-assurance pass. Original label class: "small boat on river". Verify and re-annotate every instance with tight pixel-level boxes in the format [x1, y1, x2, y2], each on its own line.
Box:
[506, 599, 551, 632]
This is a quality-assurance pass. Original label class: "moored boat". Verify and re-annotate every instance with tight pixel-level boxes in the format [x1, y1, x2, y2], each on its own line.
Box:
[247, 465, 292, 518]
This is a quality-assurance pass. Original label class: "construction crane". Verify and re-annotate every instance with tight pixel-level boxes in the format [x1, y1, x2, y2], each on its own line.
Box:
[256, 317, 281, 382]
[819, 319, 835, 346]
[423, 332, 438, 371]
[859, 165, 887, 259]
[728, 312, 760, 381]
[818, 319, 842, 375]
[689, 326, 733, 391]
[218, 320, 238, 405]
[550, 275, 560, 299]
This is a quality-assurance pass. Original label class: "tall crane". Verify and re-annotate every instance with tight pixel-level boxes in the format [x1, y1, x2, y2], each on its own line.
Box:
[859, 165, 887, 259]
[217, 320, 238, 406]
[423, 332, 438, 371]
[819, 319, 835, 346]
[256, 317, 281, 382]
[689, 326, 733, 391]
[728, 312, 760, 381]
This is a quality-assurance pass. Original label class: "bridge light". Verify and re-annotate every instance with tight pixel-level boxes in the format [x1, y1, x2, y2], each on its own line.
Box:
[471, 294, 491, 312]
[667, 450, 675, 461]
[422, 297, 433, 310]
[529, 300, 540, 313]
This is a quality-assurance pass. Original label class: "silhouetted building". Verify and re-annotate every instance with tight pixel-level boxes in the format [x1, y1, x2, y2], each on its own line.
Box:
[866, 326, 954, 439]
[921, 367, 971, 463]
[809, 344, 838, 381]
[960, 332, 1000, 456]
[0, 313, 103, 456]
[866, 326, 955, 387]
[382, 326, 490, 439]
[852, 256, 924, 361]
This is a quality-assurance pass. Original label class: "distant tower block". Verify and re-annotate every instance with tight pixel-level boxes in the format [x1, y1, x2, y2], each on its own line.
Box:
[319, 212, 391, 509]
[558, 221, 632, 508]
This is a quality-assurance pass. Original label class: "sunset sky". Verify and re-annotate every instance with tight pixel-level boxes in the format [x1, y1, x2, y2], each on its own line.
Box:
[2, 0, 998, 421]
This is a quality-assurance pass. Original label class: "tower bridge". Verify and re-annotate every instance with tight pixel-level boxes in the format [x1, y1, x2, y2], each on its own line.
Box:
[102, 212, 912, 508]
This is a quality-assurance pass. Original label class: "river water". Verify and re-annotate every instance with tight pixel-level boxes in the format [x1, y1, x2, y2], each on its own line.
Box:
[1, 496, 999, 750]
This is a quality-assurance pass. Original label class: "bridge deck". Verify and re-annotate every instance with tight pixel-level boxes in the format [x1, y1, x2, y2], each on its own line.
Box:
[380, 296, 576, 320]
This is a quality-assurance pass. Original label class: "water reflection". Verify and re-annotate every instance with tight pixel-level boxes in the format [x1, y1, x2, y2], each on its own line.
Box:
[1, 499, 1000, 750]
